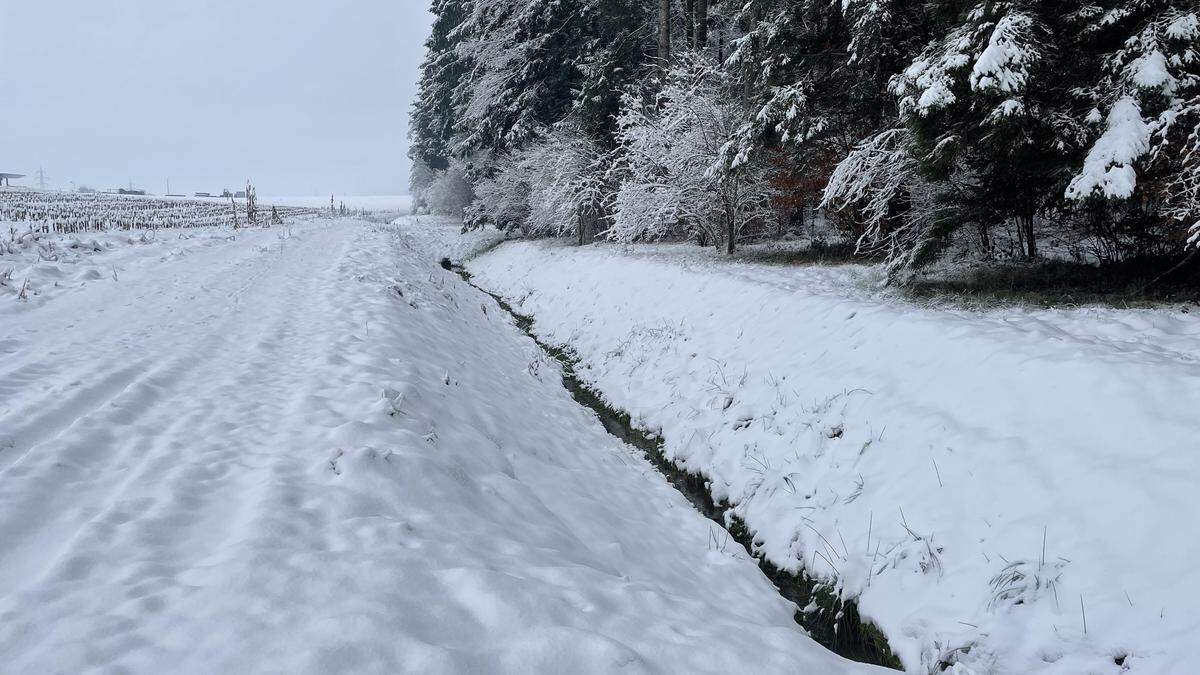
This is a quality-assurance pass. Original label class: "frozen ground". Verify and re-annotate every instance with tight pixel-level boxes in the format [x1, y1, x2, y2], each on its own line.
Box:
[0, 218, 873, 673]
[469, 238, 1200, 674]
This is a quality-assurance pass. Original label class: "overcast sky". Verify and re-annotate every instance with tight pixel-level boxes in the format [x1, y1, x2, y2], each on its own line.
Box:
[0, 1, 433, 196]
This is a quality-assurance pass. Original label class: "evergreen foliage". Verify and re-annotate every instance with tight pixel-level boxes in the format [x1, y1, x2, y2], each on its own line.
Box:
[409, 0, 1200, 277]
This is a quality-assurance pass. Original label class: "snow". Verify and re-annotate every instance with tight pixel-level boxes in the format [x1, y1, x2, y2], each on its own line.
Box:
[897, 32, 972, 116]
[1165, 12, 1198, 41]
[915, 79, 956, 114]
[469, 239, 1200, 674]
[0, 217, 876, 673]
[1066, 97, 1151, 201]
[1128, 49, 1173, 92]
[969, 14, 1037, 94]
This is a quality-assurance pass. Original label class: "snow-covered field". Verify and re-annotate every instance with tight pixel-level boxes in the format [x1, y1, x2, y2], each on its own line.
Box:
[1, 227, 246, 305]
[469, 239, 1200, 674]
[0, 218, 874, 673]
[0, 190, 321, 233]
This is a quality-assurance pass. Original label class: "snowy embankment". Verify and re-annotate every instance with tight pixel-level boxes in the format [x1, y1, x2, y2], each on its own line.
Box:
[0, 218, 873, 673]
[469, 239, 1200, 674]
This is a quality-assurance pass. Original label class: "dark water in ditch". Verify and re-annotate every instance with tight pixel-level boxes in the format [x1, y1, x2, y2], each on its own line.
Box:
[444, 258, 903, 670]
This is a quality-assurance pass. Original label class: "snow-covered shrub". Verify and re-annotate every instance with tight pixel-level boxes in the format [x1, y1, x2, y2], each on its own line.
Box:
[459, 124, 609, 240]
[425, 161, 475, 218]
[464, 155, 531, 232]
[1163, 96, 1200, 246]
[408, 158, 437, 214]
[821, 129, 922, 255]
[522, 126, 609, 242]
[610, 58, 776, 254]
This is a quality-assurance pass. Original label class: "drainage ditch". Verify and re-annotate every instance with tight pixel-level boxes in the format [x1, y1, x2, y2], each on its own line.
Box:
[444, 258, 903, 670]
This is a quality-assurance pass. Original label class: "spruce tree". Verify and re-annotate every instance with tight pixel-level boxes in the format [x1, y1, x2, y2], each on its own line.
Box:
[409, 0, 471, 173]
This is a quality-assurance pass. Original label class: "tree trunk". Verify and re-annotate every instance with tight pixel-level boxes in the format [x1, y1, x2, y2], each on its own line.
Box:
[780, 197, 803, 240]
[577, 208, 595, 246]
[658, 0, 671, 72]
[693, 0, 708, 50]
[683, 0, 694, 49]
[723, 214, 736, 254]
[743, 4, 759, 101]
[1020, 214, 1037, 258]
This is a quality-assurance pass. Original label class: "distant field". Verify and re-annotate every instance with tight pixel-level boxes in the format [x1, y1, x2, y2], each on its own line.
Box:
[0, 190, 411, 233]
[0, 190, 319, 233]
[261, 194, 412, 212]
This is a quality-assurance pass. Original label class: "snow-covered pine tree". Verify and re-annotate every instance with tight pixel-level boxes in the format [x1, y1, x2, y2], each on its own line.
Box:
[889, 1, 1100, 262]
[569, 0, 658, 142]
[1066, 3, 1199, 255]
[453, 0, 602, 157]
[409, 0, 471, 174]
[410, 0, 654, 230]
[725, 0, 928, 245]
[408, 158, 437, 214]
[407, 0, 1198, 276]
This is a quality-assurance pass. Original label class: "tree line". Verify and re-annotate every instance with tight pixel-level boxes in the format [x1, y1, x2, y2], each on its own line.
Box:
[409, 0, 1199, 280]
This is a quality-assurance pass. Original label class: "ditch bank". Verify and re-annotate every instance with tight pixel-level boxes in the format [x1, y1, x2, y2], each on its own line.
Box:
[462, 239, 1200, 673]
[444, 258, 902, 670]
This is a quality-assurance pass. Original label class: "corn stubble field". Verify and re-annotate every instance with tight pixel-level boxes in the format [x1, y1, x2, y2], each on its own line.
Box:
[0, 190, 320, 233]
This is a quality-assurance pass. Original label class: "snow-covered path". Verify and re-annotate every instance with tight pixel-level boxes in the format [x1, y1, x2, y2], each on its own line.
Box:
[0, 220, 872, 673]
